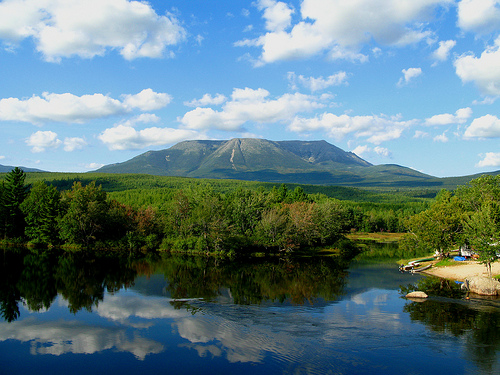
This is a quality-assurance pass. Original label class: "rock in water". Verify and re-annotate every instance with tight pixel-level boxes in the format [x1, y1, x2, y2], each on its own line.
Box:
[465, 276, 500, 296]
[406, 291, 428, 298]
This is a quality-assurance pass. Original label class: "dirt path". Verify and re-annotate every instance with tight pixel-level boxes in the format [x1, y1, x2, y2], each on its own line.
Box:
[423, 261, 500, 281]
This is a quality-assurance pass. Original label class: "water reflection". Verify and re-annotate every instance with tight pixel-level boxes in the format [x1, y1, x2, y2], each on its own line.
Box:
[0, 245, 499, 374]
[1, 248, 353, 320]
[400, 276, 500, 373]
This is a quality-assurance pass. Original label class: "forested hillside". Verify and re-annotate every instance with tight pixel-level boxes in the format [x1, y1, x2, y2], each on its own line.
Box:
[1, 169, 432, 254]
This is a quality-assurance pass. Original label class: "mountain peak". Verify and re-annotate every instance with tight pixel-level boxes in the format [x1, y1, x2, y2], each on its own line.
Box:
[96, 138, 430, 186]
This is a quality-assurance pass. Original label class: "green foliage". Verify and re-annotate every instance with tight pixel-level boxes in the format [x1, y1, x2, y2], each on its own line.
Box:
[58, 181, 109, 247]
[0, 167, 29, 239]
[20, 181, 61, 245]
[458, 175, 500, 277]
[401, 190, 464, 256]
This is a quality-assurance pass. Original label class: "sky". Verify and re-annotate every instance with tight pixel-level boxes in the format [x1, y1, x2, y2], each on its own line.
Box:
[1, 0, 500, 178]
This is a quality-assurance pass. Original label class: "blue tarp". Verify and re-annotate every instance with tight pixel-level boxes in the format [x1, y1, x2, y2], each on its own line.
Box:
[454, 256, 466, 261]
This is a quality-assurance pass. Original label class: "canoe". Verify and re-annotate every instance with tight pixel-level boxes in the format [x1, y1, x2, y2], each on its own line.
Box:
[411, 264, 432, 273]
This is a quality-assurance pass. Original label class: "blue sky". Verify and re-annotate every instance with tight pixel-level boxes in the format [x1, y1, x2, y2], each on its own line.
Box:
[1, 0, 500, 178]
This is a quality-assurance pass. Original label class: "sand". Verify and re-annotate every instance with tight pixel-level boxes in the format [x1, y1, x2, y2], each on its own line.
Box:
[423, 260, 500, 281]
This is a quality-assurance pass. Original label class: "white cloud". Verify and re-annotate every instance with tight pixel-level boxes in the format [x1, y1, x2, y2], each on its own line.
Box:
[26, 131, 62, 152]
[86, 162, 105, 170]
[0, 0, 186, 61]
[374, 146, 391, 157]
[256, 0, 295, 32]
[397, 68, 422, 87]
[433, 132, 449, 142]
[122, 89, 172, 111]
[99, 124, 202, 151]
[179, 88, 324, 131]
[237, 0, 450, 64]
[0, 89, 170, 125]
[464, 114, 500, 138]
[0, 155, 5, 160]
[414, 130, 429, 138]
[425, 107, 472, 125]
[432, 39, 456, 62]
[454, 36, 500, 96]
[288, 71, 348, 92]
[477, 152, 500, 167]
[351, 145, 391, 158]
[289, 112, 413, 144]
[457, 0, 500, 34]
[64, 137, 87, 152]
[352, 145, 371, 157]
[184, 94, 227, 107]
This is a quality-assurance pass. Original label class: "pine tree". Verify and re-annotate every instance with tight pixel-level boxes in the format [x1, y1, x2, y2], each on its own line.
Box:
[0, 167, 29, 239]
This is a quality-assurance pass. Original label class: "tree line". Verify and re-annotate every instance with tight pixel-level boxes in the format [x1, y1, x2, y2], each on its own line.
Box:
[401, 174, 500, 277]
[0, 168, 350, 253]
[0, 167, 430, 254]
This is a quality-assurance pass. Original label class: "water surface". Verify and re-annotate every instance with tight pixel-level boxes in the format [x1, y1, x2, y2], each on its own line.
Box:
[1, 247, 499, 374]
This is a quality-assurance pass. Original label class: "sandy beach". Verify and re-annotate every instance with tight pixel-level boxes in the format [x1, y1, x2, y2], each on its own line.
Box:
[423, 260, 500, 281]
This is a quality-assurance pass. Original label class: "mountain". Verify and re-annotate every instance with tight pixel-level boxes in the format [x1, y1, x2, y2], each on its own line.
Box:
[96, 138, 440, 187]
[0, 164, 45, 173]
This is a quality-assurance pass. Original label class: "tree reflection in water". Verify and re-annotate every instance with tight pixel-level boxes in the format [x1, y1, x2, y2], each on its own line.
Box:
[0, 245, 354, 321]
[401, 276, 500, 373]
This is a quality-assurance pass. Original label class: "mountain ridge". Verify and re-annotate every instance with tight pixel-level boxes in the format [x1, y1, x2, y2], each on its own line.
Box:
[96, 138, 436, 187]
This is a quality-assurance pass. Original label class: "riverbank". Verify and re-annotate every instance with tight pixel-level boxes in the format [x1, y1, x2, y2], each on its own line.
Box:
[423, 260, 500, 281]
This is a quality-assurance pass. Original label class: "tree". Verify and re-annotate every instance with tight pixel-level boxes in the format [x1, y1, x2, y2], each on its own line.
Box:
[463, 202, 500, 278]
[20, 181, 61, 245]
[58, 182, 109, 247]
[457, 175, 500, 277]
[401, 190, 464, 257]
[0, 167, 29, 239]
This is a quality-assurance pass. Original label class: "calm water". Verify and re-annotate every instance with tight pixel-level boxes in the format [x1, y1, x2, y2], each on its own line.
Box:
[1, 245, 499, 375]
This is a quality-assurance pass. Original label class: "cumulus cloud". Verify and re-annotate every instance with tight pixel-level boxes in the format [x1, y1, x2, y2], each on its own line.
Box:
[64, 137, 87, 152]
[432, 39, 456, 62]
[397, 68, 422, 87]
[425, 107, 472, 125]
[256, 0, 295, 32]
[433, 132, 449, 142]
[288, 71, 348, 92]
[464, 114, 500, 138]
[0, 89, 170, 125]
[184, 94, 227, 107]
[237, 0, 450, 64]
[179, 88, 324, 131]
[351, 145, 391, 159]
[0, 0, 186, 61]
[454, 36, 500, 96]
[122, 89, 172, 111]
[99, 114, 202, 150]
[26, 131, 62, 152]
[289, 112, 414, 144]
[477, 152, 500, 167]
[457, 0, 500, 34]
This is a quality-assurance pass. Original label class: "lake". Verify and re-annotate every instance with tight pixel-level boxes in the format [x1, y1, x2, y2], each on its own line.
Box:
[1, 244, 499, 374]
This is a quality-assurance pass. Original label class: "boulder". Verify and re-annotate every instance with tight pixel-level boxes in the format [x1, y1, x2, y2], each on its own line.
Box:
[465, 276, 500, 296]
[406, 291, 428, 299]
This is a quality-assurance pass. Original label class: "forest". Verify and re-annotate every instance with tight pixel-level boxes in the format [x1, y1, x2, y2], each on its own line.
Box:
[0, 168, 431, 255]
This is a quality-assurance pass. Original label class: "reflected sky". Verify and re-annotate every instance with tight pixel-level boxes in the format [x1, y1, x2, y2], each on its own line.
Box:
[1, 255, 499, 375]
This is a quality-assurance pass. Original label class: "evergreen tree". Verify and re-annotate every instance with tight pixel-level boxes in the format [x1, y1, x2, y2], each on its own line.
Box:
[0, 167, 29, 239]
[20, 181, 61, 245]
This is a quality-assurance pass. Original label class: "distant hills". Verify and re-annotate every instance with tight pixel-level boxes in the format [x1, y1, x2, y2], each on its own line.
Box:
[2, 139, 499, 189]
[96, 138, 450, 188]
[0, 164, 45, 173]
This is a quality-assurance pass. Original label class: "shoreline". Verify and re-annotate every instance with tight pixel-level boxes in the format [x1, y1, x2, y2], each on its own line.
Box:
[422, 260, 500, 281]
